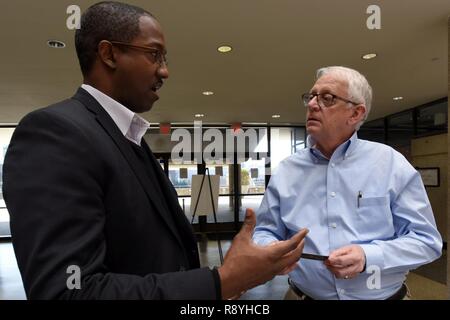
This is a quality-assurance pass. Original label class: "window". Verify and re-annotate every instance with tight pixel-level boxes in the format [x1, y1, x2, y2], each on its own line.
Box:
[359, 118, 385, 143]
[387, 110, 414, 148]
[0, 127, 15, 237]
[417, 101, 448, 135]
[270, 127, 305, 171]
[168, 161, 198, 196]
[240, 158, 266, 195]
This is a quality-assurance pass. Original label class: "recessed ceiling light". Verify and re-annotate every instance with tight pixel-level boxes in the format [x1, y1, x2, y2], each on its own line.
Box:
[272, 114, 281, 118]
[202, 91, 214, 96]
[195, 114, 205, 118]
[393, 96, 403, 101]
[217, 45, 232, 53]
[362, 53, 377, 60]
[47, 40, 66, 48]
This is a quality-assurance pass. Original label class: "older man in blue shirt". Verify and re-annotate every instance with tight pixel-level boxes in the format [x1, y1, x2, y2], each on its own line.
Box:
[253, 66, 442, 300]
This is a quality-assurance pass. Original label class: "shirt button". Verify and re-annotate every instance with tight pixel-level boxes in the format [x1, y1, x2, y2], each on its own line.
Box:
[340, 289, 346, 294]
[330, 223, 337, 228]
[330, 192, 336, 197]
[331, 163, 335, 167]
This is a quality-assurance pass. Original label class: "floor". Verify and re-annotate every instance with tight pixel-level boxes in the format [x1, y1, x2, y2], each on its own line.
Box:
[0, 238, 447, 300]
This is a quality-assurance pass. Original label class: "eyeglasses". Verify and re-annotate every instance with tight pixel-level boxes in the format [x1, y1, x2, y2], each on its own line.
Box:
[109, 41, 168, 67]
[301, 92, 360, 108]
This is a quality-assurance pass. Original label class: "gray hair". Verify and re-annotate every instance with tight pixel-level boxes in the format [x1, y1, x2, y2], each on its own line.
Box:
[316, 66, 373, 130]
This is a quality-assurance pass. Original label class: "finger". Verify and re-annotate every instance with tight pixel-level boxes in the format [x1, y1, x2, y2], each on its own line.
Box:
[328, 246, 351, 260]
[328, 249, 353, 265]
[330, 252, 359, 267]
[269, 228, 309, 256]
[279, 262, 298, 275]
[277, 238, 306, 269]
[327, 258, 347, 267]
[327, 265, 358, 279]
[237, 208, 256, 238]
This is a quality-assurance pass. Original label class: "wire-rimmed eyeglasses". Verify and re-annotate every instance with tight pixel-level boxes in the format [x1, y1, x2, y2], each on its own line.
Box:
[301, 92, 360, 108]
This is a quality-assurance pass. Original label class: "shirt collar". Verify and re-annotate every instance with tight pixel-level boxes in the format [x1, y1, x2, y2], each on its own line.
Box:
[81, 84, 150, 145]
[307, 131, 359, 162]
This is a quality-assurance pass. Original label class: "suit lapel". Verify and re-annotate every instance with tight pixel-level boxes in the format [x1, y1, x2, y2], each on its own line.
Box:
[141, 140, 198, 249]
[72, 88, 184, 247]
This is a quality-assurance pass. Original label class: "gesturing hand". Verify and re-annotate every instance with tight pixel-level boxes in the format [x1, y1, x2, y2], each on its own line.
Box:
[218, 208, 308, 299]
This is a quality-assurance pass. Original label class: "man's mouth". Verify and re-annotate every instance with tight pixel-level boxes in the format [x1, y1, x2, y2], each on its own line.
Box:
[151, 81, 163, 93]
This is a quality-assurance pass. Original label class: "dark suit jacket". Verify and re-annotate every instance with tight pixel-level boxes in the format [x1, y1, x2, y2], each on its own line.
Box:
[2, 88, 219, 299]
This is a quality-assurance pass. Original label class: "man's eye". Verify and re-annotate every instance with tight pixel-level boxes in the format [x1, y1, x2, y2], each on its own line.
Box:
[322, 94, 334, 103]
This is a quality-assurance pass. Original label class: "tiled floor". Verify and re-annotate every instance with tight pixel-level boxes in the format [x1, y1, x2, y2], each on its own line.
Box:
[0, 239, 447, 300]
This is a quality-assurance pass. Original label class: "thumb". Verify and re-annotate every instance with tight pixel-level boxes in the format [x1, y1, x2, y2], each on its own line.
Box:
[239, 208, 256, 236]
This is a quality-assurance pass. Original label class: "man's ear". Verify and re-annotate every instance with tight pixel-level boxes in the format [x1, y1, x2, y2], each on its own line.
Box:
[348, 104, 366, 126]
[97, 40, 117, 69]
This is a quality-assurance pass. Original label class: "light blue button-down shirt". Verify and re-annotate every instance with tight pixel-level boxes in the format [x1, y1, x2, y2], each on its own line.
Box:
[253, 132, 442, 300]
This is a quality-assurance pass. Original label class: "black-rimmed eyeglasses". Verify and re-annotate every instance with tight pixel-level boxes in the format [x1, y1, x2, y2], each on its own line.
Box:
[109, 41, 168, 67]
[301, 92, 360, 108]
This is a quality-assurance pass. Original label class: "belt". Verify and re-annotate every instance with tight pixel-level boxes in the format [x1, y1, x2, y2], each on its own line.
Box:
[288, 278, 408, 300]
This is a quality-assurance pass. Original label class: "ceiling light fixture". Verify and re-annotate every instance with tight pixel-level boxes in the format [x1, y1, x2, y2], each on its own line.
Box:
[272, 114, 281, 118]
[47, 40, 66, 48]
[195, 114, 205, 118]
[202, 91, 214, 96]
[217, 45, 232, 53]
[393, 96, 403, 101]
[362, 53, 377, 60]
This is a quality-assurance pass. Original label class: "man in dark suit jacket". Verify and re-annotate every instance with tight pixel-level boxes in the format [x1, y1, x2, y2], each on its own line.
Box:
[2, 1, 307, 299]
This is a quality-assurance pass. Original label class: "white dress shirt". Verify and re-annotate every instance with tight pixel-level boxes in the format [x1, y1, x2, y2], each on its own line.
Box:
[81, 84, 150, 145]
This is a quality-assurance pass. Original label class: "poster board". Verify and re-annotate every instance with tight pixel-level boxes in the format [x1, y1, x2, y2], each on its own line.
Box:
[190, 175, 220, 216]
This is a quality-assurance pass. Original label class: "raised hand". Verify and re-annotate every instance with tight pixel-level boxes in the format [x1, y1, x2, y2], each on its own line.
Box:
[218, 208, 308, 299]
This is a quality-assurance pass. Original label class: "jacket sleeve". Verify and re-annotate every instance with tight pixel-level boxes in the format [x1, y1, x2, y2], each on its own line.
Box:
[2, 109, 219, 300]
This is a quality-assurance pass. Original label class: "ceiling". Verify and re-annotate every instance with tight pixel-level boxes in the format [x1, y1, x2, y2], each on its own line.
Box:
[0, 0, 449, 125]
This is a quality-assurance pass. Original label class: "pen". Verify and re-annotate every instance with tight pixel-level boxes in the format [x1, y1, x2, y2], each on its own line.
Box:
[301, 253, 328, 261]
[357, 191, 362, 208]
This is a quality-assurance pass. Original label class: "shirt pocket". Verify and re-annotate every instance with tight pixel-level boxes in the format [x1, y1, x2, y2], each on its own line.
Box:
[355, 195, 393, 240]
[359, 196, 388, 207]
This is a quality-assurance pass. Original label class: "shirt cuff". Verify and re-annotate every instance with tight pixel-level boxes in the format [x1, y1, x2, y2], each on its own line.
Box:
[211, 267, 222, 300]
[359, 244, 384, 271]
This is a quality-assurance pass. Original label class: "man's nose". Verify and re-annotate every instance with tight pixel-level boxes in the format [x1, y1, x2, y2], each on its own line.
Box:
[308, 96, 320, 111]
[157, 64, 169, 79]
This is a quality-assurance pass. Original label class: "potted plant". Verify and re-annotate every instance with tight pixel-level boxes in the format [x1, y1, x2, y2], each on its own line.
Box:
[241, 169, 250, 194]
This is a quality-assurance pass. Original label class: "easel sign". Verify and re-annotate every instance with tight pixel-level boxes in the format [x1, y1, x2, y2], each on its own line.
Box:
[191, 175, 220, 216]
[190, 171, 223, 264]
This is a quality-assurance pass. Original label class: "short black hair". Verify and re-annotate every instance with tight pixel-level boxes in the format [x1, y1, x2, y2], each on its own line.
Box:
[75, 1, 154, 76]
